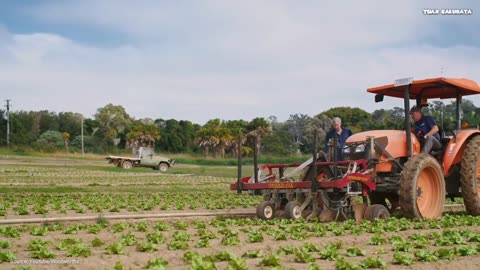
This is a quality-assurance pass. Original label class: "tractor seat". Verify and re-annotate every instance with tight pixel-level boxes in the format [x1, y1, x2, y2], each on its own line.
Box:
[430, 148, 444, 157]
[429, 131, 448, 157]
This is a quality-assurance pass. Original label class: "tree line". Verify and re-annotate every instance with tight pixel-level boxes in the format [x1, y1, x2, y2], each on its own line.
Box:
[0, 100, 479, 157]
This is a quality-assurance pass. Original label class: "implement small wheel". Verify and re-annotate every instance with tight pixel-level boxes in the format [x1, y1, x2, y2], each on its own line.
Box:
[256, 201, 275, 220]
[363, 204, 390, 221]
[285, 201, 302, 219]
[122, 161, 133, 169]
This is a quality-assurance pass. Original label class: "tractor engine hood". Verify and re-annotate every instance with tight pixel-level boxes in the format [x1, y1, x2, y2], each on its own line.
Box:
[345, 130, 421, 159]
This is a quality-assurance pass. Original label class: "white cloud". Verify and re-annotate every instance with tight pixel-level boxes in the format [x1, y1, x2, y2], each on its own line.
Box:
[1, 1, 479, 124]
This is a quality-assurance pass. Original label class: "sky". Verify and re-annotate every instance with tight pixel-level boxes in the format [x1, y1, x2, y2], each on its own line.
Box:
[0, 1, 479, 125]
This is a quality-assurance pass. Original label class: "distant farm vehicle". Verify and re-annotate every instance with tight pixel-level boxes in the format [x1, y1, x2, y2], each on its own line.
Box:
[232, 77, 480, 222]
[106, 147, 175, 172]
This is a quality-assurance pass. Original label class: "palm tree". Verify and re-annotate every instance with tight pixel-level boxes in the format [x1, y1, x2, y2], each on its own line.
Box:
[126, 120, 161, 155]
[225, 120, 248, 158]
[229, 132, 246, 159]
[195, 128, 216, 158]
[216, 127, 234, 159]
[247, 117, 273, 156]
[195, 119, 222, 158]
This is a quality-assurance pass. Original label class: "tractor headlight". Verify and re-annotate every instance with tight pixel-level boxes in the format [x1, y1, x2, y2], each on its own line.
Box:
[343, 143, 366, 160]
[354, 144, 365, 153]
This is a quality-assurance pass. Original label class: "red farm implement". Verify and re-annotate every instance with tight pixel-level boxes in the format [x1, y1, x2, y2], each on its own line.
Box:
[231, 131, 382, 223]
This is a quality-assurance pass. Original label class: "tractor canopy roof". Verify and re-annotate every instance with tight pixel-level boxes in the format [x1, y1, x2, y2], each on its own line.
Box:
[367, 77, 480, 99]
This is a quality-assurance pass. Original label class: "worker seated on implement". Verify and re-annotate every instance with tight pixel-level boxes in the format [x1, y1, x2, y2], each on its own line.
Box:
[323, 117, 353, 161]
[410, 106, 442, 153]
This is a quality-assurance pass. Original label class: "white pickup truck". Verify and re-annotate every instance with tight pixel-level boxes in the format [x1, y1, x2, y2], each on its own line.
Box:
[106, 147, 175, 172]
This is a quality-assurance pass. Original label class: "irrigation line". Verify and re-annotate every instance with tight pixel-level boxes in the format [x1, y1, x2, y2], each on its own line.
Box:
[0, 204, 466, 225]
[0, 209, 256, 225]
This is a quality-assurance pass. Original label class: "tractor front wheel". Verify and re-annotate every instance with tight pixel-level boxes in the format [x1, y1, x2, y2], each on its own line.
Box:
[399, 153, 445, 219]
[363, 204, 390, 221]
[256, 201, 275, 220]
[460, 135, 480, 215]
[368, 192, 399, 212]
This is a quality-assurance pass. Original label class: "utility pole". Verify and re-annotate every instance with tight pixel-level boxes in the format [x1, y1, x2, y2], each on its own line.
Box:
[5, 99, 11, 147]
[81, 115, 85, 156]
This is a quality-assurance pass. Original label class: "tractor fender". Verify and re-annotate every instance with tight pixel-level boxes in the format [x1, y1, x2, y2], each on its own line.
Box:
[443, 130, 480, 175]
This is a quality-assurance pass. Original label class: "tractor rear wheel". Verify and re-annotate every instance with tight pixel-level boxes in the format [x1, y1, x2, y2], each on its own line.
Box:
[460, 135, 480, 215]
[363, 204, 390, 221]
[399, 153, 445, 219]
[285, 201, 302, 219]
[256, 201, 275, 220]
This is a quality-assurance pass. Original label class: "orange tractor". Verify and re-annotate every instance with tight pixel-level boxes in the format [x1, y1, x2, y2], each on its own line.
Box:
[351, 77, 480, 219]
[231, 77, 480, 221]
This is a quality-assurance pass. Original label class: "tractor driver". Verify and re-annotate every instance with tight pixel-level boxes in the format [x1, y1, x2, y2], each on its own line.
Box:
[410, 106, 442, 153]
[324, 117, 353, 161]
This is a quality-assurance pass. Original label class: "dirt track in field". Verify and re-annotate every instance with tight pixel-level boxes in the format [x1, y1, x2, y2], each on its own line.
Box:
[0, 155, 205, 169]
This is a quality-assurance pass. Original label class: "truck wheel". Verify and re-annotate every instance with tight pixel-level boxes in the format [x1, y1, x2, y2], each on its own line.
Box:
[256, 201, 275, 220]
[122, 161, 133, 169]
[460, 135, 480, 215]
[363, 204, 390, 221]
[399, 153, 445, 219]
[158, 163, 169, 172]
[112, 160, 120, 166]
[285, 201, 302, 219]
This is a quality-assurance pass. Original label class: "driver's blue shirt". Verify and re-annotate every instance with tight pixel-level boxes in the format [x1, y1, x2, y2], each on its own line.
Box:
[324, 127, 352, 160]
[414, 116, 440, 140]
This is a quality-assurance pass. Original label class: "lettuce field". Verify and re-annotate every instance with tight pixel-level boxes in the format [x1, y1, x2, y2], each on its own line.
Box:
[1, 159, 480, 269]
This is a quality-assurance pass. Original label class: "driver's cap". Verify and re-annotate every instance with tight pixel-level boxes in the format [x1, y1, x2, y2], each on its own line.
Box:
[410, 106, 422, 114]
